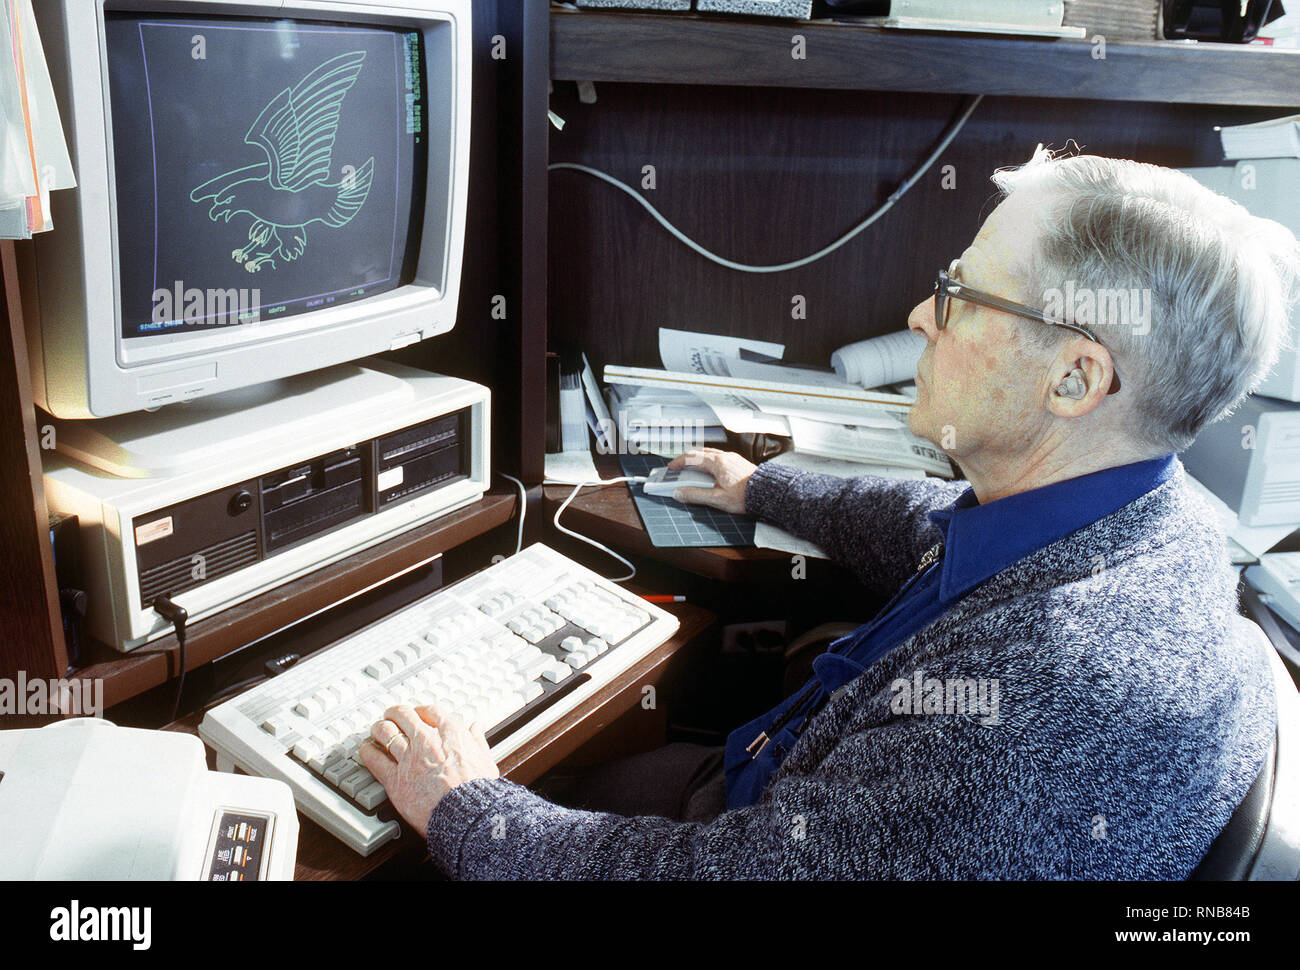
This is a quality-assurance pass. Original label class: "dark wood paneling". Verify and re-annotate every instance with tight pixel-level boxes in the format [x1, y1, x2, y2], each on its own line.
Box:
[551, 10, 1300, 106]
[516, 0, 550, 484]
[547, 83, 1284, 378]
[0, 241, 66, 681]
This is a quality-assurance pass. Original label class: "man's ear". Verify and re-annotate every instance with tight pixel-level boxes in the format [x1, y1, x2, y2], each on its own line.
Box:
[1045, 338, 1115, 418]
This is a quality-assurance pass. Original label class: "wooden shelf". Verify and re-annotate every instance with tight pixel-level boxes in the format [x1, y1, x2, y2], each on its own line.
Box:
[78, 492, 518, 709]
[551, 10, 1300, 106]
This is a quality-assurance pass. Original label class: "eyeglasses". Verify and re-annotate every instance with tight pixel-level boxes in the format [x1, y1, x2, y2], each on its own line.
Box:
[934, 260, 1120, 394]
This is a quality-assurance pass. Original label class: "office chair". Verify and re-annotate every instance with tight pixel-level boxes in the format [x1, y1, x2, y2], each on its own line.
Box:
[1190, 607, 1300, 880]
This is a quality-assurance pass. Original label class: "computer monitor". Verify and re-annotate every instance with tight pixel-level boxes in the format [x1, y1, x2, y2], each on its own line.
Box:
[24, 0, 471, 419]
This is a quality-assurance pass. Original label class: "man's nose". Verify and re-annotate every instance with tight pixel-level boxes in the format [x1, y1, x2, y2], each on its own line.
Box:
[908, 298, 938, 342]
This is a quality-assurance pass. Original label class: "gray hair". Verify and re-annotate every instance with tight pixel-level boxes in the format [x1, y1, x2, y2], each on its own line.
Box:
[991, 148, 1299, 452]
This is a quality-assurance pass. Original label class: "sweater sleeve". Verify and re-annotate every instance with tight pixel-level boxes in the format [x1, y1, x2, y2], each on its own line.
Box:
[426, 707, 1050, 880]
[744, 462, 968, 596]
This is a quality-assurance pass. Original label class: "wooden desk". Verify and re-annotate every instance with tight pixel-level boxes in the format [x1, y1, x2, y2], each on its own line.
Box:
[169, 599, 715, 881]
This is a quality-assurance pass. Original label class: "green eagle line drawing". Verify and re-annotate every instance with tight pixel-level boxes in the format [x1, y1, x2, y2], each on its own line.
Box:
[190, 52, 375, 273]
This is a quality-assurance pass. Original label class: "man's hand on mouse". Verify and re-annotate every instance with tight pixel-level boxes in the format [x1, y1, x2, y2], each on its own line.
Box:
[668, 449, 757, 514]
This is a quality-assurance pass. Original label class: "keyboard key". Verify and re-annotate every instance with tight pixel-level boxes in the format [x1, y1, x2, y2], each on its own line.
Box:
[518, 655, 551, 679]
[357, 781, 388, 811]
[325, 758, 363, 787]
[341, 768, 374, 798]
[542, 665, 571, 683]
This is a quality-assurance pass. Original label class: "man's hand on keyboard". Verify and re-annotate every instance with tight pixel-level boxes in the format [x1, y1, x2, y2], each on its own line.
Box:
[359, 704, 500, 835]
[668, 448, 756, 514]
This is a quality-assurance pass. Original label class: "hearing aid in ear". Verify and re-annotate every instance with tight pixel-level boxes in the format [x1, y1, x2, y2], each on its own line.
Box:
[1055, 367, 1087, 399]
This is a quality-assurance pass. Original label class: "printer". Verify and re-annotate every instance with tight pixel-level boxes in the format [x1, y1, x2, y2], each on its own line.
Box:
[0, 720, 298, 880]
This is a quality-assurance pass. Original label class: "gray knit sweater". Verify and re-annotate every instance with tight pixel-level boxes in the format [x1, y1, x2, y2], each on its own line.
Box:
[426, 459, 1276, 879]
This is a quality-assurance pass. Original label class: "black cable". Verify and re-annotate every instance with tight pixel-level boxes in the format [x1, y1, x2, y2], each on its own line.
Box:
[153, 594, 189, 723]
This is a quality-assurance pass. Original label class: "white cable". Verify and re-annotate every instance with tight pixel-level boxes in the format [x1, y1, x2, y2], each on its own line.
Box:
[497, 472, 528, 555]
[548, 95, 983, 274]
[542, 476, 648, 583]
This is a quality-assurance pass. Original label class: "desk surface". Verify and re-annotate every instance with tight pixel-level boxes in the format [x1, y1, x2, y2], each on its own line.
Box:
[170, 599, 715, 881]
[543, 454, 795, 583]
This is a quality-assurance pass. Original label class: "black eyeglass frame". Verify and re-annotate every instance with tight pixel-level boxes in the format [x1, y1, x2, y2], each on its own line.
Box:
[934, 262, 1121, 394]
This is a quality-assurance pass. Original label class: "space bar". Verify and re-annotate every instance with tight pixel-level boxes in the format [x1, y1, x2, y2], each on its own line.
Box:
[486, 671, 592, 748]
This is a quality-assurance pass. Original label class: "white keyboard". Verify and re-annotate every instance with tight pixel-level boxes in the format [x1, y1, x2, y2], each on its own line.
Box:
[199, 543, 680, 855]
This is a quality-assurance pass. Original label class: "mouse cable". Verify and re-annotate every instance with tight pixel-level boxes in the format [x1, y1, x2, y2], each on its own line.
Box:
[542, 476, 649, 583]
[548, 94, 982, 274]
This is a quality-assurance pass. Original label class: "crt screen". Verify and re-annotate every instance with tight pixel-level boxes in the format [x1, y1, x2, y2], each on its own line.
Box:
[105, 14, 428, 338]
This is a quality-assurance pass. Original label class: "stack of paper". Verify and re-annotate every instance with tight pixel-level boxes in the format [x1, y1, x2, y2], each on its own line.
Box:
[0, 0, 75, 239]
[603, 328, 953, 477]
[605, 382, 727, 458]
[1217, 114, 1300, 161]
[834, 0, 1085, 38]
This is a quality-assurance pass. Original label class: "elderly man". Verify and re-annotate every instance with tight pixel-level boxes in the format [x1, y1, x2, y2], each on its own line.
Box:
[359, 151, 1298, 879]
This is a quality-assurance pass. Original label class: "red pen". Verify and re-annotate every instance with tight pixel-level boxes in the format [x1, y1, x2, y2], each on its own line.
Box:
[640, 594, 686, 604]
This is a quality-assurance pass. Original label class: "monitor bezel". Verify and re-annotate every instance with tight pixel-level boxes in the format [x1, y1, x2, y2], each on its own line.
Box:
[28, 0, 471, 418]
[105, 8, 434, 353]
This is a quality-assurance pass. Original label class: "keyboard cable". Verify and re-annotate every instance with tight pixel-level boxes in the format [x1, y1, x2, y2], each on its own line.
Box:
[152, 593, 189, 723]
[497, 472, 529, 555]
